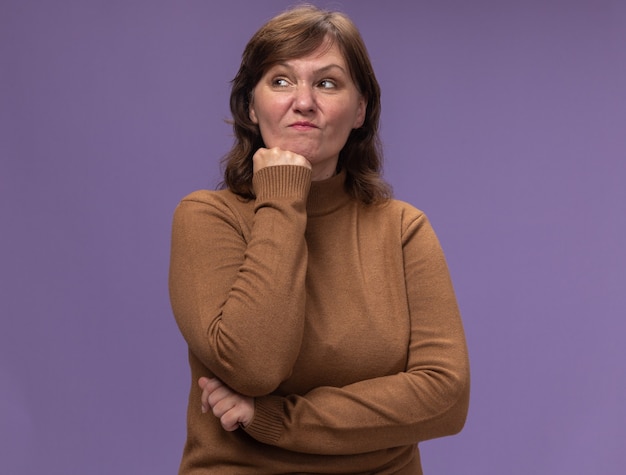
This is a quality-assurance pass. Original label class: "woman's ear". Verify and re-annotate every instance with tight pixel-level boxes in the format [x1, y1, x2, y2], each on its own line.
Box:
[353, 95, 367, 128]
[249, 97, 258, 124]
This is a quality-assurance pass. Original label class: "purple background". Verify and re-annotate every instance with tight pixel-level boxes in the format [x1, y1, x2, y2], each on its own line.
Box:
[1, 1, 625, 473]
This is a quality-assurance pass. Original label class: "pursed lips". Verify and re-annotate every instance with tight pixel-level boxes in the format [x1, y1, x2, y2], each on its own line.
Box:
[289, 121, 319, 131]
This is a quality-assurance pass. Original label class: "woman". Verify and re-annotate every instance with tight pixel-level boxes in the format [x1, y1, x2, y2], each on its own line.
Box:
[169, 5, 469, 474]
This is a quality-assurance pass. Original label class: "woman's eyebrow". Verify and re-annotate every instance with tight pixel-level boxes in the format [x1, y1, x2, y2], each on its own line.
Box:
[315, 64, 347, 75]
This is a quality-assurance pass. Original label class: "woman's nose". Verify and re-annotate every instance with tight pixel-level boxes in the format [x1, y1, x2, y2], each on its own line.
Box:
[293, 85, 316, 113]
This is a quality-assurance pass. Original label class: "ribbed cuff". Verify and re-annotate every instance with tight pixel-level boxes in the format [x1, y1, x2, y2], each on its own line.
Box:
[244, 395, 285, 445]
[252, 165, 311, 202]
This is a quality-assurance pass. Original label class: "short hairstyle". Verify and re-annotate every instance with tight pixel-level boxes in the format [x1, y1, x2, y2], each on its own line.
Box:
[221, 4, 391, 204]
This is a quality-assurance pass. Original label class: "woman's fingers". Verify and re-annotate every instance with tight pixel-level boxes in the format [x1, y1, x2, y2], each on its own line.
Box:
[219, 405, 247, 432]
[197, 377, 255, 431]
[198, 377, 223, 413]
[252, 147, 311, 173]
[208, 386, 235, 416]
[214, 395, 254, 431]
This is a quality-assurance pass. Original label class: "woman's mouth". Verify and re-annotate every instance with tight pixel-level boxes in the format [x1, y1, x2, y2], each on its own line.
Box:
[289, 121, 319, 130]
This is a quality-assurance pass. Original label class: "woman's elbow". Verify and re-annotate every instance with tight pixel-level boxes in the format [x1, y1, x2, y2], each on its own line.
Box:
[441, 369, 471, 435]
[212, 351, 295, 397]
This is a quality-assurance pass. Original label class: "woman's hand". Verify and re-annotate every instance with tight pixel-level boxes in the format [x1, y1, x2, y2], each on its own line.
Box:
[252, 147, 312, 174]
[198, 377, 255, 431]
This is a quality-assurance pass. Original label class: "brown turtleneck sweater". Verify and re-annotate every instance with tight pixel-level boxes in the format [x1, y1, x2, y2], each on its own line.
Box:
[169, 165, 469, 474]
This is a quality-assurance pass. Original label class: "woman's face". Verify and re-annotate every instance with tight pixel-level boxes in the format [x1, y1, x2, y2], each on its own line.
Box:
[249, 41, 366, 180]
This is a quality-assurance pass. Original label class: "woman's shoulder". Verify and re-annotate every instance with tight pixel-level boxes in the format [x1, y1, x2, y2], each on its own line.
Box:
[370, 198, 427, 223]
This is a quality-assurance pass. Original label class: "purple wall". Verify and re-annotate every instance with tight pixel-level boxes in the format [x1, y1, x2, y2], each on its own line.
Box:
[1, 1, 625, 473]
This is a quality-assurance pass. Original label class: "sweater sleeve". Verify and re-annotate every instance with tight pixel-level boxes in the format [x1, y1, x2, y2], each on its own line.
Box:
[169, 165, 311, 396]
[244, 212, 470, 454]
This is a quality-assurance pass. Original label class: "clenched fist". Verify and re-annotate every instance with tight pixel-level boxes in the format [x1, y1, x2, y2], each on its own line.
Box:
[199, 377, 255, 431]
[252, 147, 312, 174]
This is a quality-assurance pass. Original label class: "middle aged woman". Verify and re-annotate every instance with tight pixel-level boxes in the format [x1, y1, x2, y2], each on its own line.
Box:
[169, 5, 470, 474]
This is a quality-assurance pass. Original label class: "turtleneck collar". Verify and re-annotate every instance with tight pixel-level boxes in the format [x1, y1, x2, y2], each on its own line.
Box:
[306, 170, 352, 217]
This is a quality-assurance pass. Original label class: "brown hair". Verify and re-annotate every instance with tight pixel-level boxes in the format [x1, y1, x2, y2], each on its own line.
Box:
[221, 4, 391, 204]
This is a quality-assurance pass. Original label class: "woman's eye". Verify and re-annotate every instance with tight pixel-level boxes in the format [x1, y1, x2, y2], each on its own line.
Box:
[272, 78, 290, 87]
[319, 79, 337, 89]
